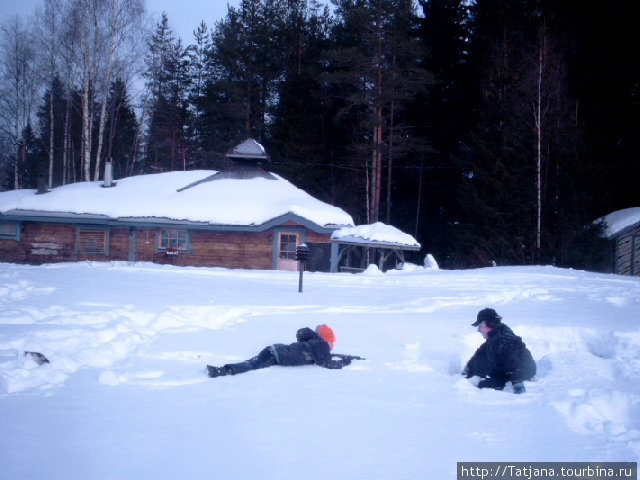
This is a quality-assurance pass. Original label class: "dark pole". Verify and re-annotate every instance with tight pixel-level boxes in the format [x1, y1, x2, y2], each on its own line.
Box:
[298, 259, 304, 293]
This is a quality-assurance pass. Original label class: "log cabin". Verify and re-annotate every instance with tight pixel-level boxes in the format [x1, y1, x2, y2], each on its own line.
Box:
[0, 140, 354, 272]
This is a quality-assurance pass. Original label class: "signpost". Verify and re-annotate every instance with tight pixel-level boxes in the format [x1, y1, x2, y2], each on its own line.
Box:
[295, 244, 310, 293]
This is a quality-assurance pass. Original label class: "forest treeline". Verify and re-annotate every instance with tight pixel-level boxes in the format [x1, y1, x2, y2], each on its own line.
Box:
[0, 0, 637, 270]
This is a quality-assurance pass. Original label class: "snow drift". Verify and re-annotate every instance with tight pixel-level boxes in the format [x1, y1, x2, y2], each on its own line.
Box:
[0, 262, 638, 479]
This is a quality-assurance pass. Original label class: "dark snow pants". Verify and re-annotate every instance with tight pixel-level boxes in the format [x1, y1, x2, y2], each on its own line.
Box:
[223, 346, 278, 375]
[477, 376, 509, 390]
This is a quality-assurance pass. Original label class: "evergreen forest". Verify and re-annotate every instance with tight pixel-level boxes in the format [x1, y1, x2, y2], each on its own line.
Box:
[1, 0, 637, 270]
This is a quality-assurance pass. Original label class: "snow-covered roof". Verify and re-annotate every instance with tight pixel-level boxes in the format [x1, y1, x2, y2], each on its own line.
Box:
[226, 138, 269, 161]
[600, 207, 640, 238]
[0, 170, 354, 229]
[332, 222, 420, 249]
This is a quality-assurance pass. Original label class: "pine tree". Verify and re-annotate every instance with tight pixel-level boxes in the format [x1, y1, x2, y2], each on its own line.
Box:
[404, 0, 472, 260]
[143, 13, 191, 172]
[268, 0, 336, 202]
[186, 21, 210, 167]
[456, 0, 583, 266]
[104, 79, 139, 178]
[328, 0, 425, 224]
[203, 0, 285, 154]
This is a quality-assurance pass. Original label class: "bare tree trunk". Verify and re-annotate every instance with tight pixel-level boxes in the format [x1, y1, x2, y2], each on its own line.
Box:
[62, 96, 70, 184]
[94, 0, 125, 181]
[14, 144, 20, 190]
[386, 97, 395, 224]
[94, 75, 112, 180]
[78, 0, 97, 182]
[246, 62, 253, 137]
[48, 87, 55, 186]
[370, 7, 384, 225]
[534, 24, 547, 254]
[106, 97, 119, 163]
[365, 155, 371, 224]
[81, 63, 92, 181]
[414, 158, 424, 239]
[40, 0, 61, 188]
[535, 46, 542, 252]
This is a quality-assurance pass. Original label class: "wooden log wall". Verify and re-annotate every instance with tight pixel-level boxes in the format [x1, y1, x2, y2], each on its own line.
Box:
[615, 224, 640, 276]
[0, 221, 332, 270]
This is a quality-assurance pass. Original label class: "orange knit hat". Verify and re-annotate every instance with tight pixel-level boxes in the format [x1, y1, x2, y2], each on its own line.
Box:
[316, 324, 336, 343]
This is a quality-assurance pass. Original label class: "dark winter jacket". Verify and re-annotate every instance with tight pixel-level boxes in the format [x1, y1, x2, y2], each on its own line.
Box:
[272, 327, 351, 369]
[464, 323, 536, 386]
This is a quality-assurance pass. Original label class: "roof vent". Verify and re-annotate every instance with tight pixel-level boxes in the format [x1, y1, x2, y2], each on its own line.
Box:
[226, 138, 270, 164]
[102, 161, 116, 188]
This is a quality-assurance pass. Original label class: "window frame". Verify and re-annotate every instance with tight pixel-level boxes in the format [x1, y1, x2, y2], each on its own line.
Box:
[157, 228, 191, 254]
[0, 221, 21, 240]
[278, 233, 299, 260]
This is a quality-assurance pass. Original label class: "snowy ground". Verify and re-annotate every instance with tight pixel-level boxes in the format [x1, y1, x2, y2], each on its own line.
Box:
[1, 261, 639, 479]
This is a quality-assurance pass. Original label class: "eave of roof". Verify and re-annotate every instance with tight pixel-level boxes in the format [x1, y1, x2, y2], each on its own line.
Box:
[331, 234, 422, 250]
[0, 210, 344, 234]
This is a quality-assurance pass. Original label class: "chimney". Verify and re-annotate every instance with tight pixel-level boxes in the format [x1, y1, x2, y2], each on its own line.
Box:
[36, 173, 48, 195]
[102, 161, 115, 188]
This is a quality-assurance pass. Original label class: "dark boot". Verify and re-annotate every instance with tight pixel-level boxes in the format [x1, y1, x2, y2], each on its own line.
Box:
[207, 365, 228, 378]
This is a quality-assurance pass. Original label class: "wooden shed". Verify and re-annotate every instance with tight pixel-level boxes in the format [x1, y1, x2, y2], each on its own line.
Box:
[0, 142, 354, 272]
[602, 207, 640, 276]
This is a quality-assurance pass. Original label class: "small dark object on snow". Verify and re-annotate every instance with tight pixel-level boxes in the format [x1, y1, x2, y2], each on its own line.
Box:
[207, 365, 231, 378]
[24, 351, 50, 365]
[331, 353, 366, 361]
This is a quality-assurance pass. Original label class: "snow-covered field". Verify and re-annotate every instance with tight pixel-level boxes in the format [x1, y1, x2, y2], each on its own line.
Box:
[1, 261, 639, 479]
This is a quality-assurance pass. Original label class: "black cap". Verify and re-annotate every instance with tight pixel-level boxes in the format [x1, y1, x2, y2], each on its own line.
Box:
[471, 308, 502, 327]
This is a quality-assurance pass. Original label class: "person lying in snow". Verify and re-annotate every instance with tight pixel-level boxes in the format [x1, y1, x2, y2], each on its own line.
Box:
[462, 308, 536, 393]
[206, 324, 364, 378]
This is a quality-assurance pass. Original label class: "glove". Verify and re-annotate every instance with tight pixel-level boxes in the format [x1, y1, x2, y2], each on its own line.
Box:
[342, 356, 352, 366]
[512, 382, 525, 394]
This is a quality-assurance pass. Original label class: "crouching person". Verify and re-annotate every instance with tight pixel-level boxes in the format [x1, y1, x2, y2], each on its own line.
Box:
[462, 308, 536, 394]
[207, 324, 364, 378]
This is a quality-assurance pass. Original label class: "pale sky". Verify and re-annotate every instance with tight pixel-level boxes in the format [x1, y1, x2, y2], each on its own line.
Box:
[0, 0, 241, 43]
[0, 1, 335, 44]
[146, 0, 241, 42]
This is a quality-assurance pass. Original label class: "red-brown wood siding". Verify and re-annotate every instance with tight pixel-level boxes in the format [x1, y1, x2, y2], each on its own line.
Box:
[0, 221, 332, 270]
[615, 224, 640, 276]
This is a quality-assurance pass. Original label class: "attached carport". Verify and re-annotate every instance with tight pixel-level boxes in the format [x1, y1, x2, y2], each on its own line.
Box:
[329, 223, 421, 273]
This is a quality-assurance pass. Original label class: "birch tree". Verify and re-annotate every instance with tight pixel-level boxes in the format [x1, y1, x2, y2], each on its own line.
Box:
[58, 1, 81, 184]
[36, 0, 64, 188]
[0, 15, 39, 189]
[70, 0, 144, 182]
[92, 0, 144, 181]
[519, 21, 571, 258]
[186, 21, 209, 162]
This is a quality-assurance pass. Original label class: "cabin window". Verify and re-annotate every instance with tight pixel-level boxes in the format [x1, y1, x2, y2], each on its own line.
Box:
[158, 229, 189, 252]
[77, 227, 108, 255]
[279, 233, 298, 260]
[0, 221, 20, 240]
